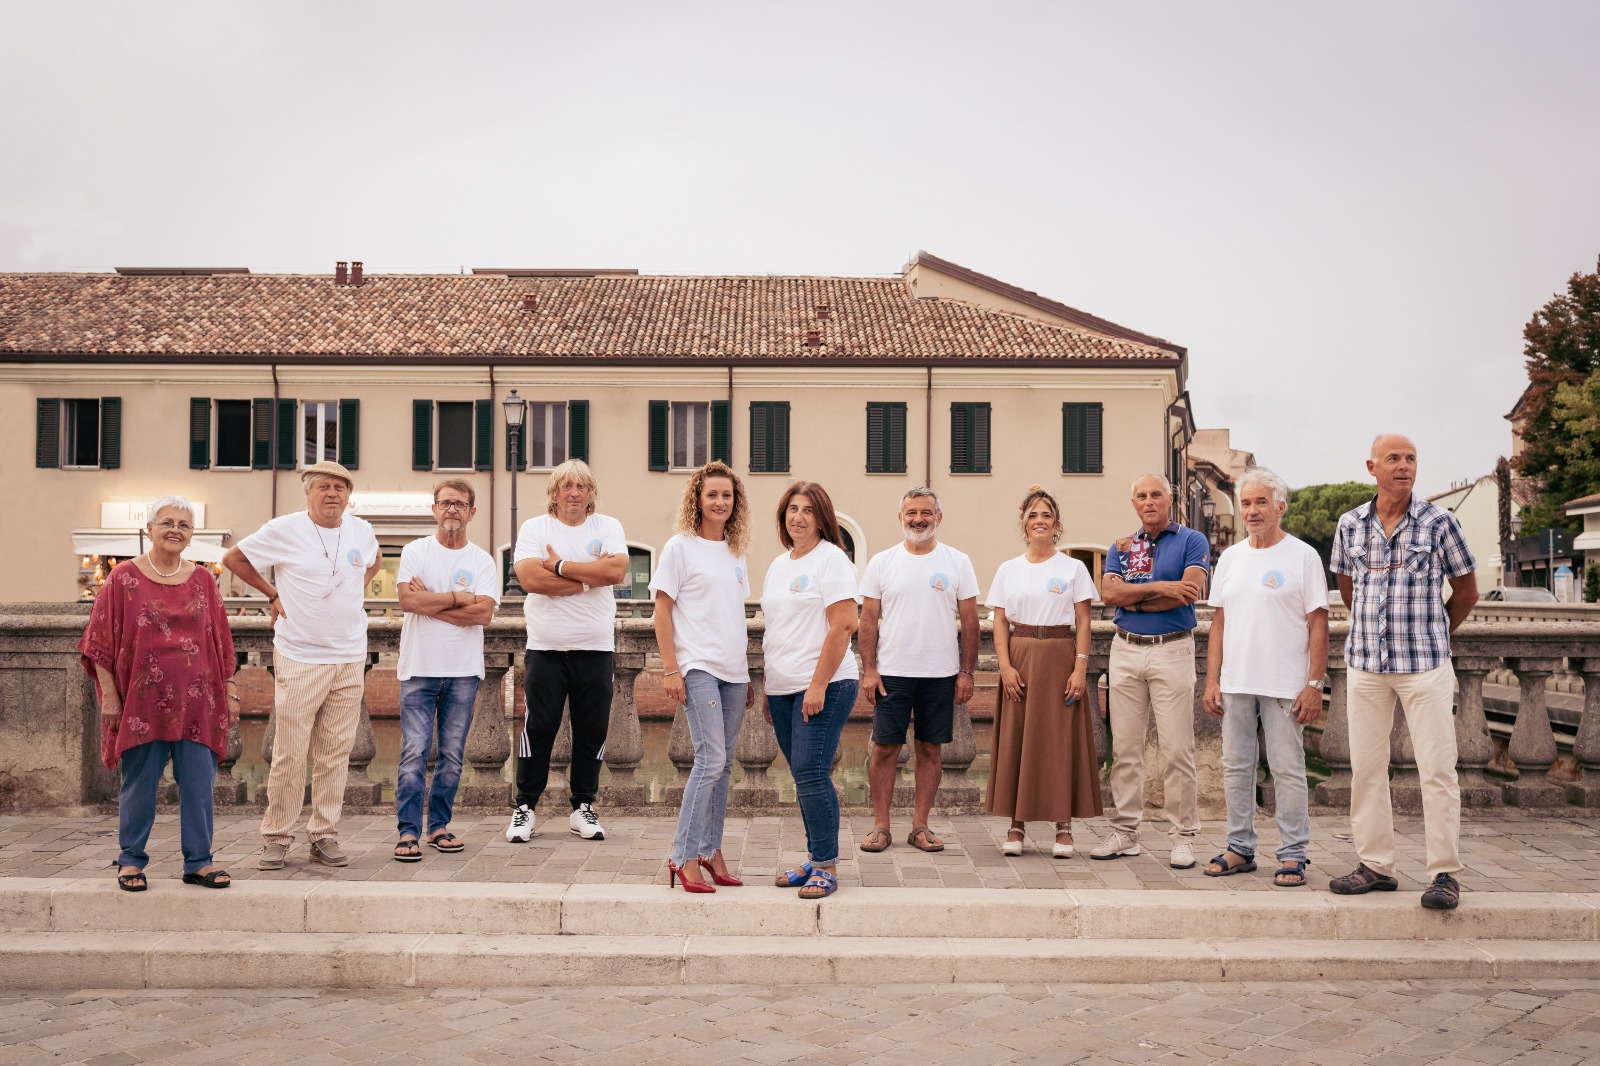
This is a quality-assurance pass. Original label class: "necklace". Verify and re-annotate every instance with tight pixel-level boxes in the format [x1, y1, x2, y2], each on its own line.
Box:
[312, 519, 343, 578]
[148, 553, 183, 578]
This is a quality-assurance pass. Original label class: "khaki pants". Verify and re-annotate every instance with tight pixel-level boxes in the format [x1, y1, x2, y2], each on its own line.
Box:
[1347, 664, 1461, 878]
[260, 656, 366, 846]
[1107, 636, 1199, 842]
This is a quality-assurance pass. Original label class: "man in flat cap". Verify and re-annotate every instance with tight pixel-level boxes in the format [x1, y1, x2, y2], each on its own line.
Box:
[224, 460, 381, 871]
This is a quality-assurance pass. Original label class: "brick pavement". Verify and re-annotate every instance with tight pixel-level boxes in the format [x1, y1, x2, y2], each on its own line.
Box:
[2, 980, 1599, 1065]
[3, 808, 1599, 896]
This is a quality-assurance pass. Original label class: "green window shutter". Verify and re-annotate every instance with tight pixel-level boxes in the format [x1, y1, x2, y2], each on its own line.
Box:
[275, 399, 298, 469]
[648, 400, 669, 471]
[99, 397, 122, 469]
[1063, 401, 1104, 474]
[711, 400, 730, 464]
[568, 400, 589, 463]
[750, 403, 770, 472]
[749, 401, 789, 473]
[413, 400, 435, 471]
[973, 402, 990, 474]
[189, 397, 212, 470]
[252, 398, 273, 469]
[867, 402, 906, 473]
[337, 398, 360, 469]
[951, 402, 990, 474]
[35, 398, 60, 469]
[474, 399, 492, 471]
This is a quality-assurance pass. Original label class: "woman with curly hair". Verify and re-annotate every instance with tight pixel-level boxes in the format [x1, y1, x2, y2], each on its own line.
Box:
[651, 460, 755, 891]
[985, 485, 1101, 858]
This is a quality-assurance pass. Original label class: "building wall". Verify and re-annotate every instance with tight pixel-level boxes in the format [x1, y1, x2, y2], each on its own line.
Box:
[1433, 476, 1505, 592]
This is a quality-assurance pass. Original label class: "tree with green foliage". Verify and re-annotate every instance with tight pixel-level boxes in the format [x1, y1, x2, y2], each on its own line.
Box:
[1584, 564, 1599, 604]
[1282, 481, 1374, 584]
[1515, 258, 1600, 530]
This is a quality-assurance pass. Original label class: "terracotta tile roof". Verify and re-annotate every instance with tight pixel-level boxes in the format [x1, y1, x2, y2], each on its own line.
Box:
[0, 272, 1178, 365]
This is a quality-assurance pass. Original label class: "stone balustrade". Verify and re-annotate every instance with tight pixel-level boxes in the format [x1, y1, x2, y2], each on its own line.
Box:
[5, 611, 1600, 814]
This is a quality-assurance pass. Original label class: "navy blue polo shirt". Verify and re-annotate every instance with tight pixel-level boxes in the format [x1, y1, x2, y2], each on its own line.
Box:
[1105, 522, 1211, 635]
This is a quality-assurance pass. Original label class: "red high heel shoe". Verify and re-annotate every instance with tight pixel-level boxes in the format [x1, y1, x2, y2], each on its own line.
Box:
[699, 855, 743, 887]
[667, 858, 716, 893]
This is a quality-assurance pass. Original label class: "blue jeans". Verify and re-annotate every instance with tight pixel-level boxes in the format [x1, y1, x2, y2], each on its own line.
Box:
[768, 679, 857, 865]
[397, 675, 480, 839]
[1220, 691, 1310, 863]
[670, 670, 749, 865]
[117, 739, 218, 874]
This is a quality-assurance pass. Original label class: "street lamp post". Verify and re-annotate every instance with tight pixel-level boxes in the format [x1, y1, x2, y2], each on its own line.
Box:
[1200, 493, 1218, 563]
[502, 389, 527, 598]
[1508, 512, 1523, 587]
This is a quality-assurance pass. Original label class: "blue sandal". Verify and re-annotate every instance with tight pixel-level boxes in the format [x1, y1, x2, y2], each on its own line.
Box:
[775, 861, 813, 887]
[797, 869, 837, 899]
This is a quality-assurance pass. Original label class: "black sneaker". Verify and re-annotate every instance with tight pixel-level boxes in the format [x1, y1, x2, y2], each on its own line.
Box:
[1420, 872, 1461, 910]
[1328, 862, 1399, 895]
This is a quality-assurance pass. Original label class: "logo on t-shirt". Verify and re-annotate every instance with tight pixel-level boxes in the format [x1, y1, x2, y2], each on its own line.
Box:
[585, 538, 603, 559]
[928, 572, 950, 592]
[1261, 570, 1286, 590]
[451, 568, 473, 591]
[1125, 537, 1153, 579]
[346, 548, 364, 568]
[734, 566, 744, 585]
[789, 574, 811, 594]
[1046, 577, 1068, 595]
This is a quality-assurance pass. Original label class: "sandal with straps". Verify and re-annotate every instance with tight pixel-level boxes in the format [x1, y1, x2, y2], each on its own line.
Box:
[1202, 850, 1257, 877]
[797, 868, 837, 899]
[1274, 860, 1308, 887]
[775, 861, 814, 887]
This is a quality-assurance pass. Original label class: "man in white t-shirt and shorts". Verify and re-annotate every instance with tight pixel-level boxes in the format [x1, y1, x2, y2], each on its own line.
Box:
[223, 460, 382, 871]
[506, 460, 629, 843]
[857, 487, 980, 854]
[391, 479, 499, 862]
[1202, 467, 1329, 888]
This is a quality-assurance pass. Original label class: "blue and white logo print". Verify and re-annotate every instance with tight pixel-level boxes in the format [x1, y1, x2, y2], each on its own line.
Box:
[734, 565, 745, 585]
[1261, 570, 1286, 590]
[928, 572, 950, 592]
[585, 538, 604, 559]
[451, 568, 473, 591]
[1045, 577, 1068, 596]
[346, 548, 364, 567]
[789, 574, 811, 594]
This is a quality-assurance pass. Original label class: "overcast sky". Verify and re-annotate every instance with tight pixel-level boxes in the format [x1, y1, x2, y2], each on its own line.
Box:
[5, 2, 1598, 497]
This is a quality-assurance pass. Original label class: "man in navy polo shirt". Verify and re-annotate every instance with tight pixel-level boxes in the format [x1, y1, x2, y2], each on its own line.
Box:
[1091, 473, 1211, 870]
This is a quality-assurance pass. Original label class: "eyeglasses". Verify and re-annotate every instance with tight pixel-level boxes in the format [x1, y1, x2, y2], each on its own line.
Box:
[434, 500, 472, 511]
[152, 519, 193, 532]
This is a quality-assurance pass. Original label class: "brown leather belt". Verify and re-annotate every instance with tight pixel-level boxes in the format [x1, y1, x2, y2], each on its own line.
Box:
[1011, 623, 1075, 639]
[1115, 627, 1193, 647]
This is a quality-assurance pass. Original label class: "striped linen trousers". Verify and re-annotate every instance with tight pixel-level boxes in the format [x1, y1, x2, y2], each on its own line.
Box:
[260, 656, 366, 846]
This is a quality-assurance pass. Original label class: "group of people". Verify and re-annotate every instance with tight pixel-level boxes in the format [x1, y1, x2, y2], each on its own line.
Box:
[81, 432, 1477, 911]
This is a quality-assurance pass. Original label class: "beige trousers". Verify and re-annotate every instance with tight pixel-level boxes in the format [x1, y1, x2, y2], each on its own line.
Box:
[260, 656, 366, 846]
[1106, 636, 1199, 842]
[1346, 664, 1461, 878]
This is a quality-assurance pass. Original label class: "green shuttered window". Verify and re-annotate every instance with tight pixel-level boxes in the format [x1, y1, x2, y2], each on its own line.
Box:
[950, 402, 991, 474]
[749, 401, 789, 473]
[866, 402, 906, 474]
[1062, 402, 1104, 474]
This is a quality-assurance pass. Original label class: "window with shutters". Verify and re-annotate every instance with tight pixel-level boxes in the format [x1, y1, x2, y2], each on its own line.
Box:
[949, 402, 991, 474]
[63, 399, 101, 468]
[865, 402, 906, 474]
[671, 401, 710, 470]
[437, 402, 475, 470]
[302, 401, 339, 467]
[527, 402, 569, 470]
[216, 401, 252, 469]
[1062, 402, 1104, 474]
[748, 401, 790, 473]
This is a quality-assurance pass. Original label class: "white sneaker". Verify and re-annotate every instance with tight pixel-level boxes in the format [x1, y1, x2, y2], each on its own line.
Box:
[1089, 830, 1141, 860]
[505, 804, 534, 843]
[1170, 842, 1197, 869]
[569, 803, 605, 840]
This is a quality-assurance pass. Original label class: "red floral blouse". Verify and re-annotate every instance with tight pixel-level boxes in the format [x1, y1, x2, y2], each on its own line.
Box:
[78, 561, 236, 770]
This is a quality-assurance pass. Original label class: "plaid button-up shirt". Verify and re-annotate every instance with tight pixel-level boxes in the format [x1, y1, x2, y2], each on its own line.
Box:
[1330, 495, 1476, 674]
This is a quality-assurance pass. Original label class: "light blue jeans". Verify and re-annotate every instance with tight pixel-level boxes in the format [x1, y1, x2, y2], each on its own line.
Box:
[1220, 691, 1310, 864]
[397, 675, 480, 839]
[669, 670, 749, 866]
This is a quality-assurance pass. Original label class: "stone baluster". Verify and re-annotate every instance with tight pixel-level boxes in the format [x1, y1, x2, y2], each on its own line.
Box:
[1084, 639, 1112, 812]
[341, 655, 383, 805]
[935, 696, 980, 809]
[1567, 657, 1600, 807]
[212, 648, 250, 806]
[458, 652, 513, 807]
[544, 705, 574, 812]
[601, 649, 647, 807]
[732, 661, 780, 808]
[665, 694, 694, 806]
[1502, 656, 1566, 806]
[1386, 691, 1423, 814]
[1313, 656, 1352, 808]
[1452, 656, 1502, 807]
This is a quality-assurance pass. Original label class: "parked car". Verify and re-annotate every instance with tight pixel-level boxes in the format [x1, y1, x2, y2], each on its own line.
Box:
[1482, 586, 1557, 602]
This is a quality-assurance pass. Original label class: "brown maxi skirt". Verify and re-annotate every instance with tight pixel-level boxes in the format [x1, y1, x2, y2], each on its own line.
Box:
[985, 633, 1104, 822]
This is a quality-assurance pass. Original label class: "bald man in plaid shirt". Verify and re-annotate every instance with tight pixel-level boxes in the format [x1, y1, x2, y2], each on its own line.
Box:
[1329, 433, 1477, 910]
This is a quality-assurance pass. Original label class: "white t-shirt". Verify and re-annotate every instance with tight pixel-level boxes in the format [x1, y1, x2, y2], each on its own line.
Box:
[236, 511, 379, 664]
[514, 512, 628, 651]
[859, 541, 979, 677]
[1211, 533, 1330, 699]
[396, 535, 501, 681]
[759, 541, 860, 696]
[985, 552, 1097, 626]
[648, 534, 750, 683]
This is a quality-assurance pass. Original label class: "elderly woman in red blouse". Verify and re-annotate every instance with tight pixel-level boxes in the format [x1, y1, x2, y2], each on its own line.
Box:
[79, 496, 238, 891]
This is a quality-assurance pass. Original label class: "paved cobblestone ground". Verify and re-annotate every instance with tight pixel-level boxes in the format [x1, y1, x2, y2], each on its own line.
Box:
[3, 980, 1599, 1065]
[3, 809, 1598, 895]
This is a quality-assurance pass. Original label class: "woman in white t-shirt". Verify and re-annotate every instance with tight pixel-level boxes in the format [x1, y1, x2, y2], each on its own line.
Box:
[760, 481, 859, 900]
[985, 486, 1102, 858]
[650, 461, 755, 893]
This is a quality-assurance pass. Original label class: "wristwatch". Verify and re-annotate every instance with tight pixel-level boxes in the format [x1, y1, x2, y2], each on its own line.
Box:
[1307, 679, 1325, 692]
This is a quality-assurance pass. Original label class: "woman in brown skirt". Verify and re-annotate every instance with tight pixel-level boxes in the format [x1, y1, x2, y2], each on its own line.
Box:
[985, 485, 1101, 857]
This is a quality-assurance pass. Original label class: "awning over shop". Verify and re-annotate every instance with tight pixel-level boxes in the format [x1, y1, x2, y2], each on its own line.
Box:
[71, 529, 230, 563]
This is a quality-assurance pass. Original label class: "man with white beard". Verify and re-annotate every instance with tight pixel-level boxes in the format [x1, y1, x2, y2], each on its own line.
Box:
[856, 487, 979, 854]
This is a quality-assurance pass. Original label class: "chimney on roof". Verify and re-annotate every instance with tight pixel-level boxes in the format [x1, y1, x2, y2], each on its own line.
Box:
[815, 305, 832, 320]
[523, 294, 538, 312]
[335, 261, 348, 285]
[351, 261, 364, 286]
[804, 330, 822, 348]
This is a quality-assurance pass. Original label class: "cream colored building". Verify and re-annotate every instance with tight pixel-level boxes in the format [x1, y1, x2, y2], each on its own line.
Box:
[1429, 474, 1514, 592]
[2, 253, 1192, 603]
